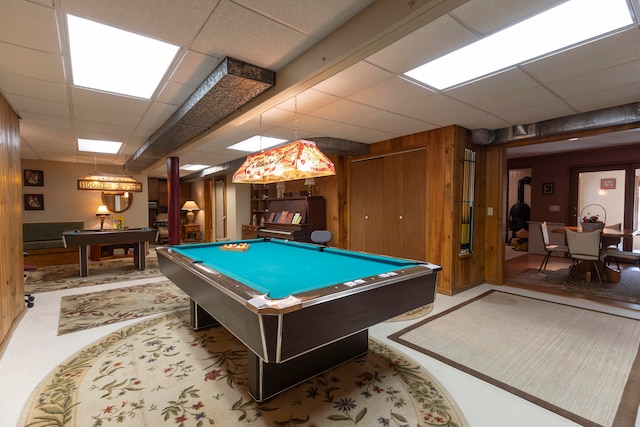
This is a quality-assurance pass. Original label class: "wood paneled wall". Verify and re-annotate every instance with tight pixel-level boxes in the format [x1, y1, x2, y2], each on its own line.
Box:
[0, 94, 25, 348]
[345, 125, 501, 295]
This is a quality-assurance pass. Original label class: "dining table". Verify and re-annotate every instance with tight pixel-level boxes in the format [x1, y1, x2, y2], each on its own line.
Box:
[550, 225, 639, 283]
[551, 225, 638, 249]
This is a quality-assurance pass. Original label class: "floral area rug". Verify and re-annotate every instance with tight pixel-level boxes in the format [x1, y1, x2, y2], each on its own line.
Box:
[389, 303, 434, 322]
[508, 263, 640, 304]
[22, 310, 468, 427]
[58, 281, 189, 335]
[24, 254, 162, 294]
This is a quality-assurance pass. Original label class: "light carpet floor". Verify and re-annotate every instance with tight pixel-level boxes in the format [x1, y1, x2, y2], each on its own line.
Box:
[390, 290, 640, 427]
[21, 309, 468, 427]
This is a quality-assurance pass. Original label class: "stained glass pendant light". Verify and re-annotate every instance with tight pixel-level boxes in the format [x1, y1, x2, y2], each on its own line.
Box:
[233, 98, 335, 184]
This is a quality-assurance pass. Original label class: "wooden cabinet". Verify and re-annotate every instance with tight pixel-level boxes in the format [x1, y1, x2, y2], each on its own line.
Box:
[350, 158, 384, 254]
[350, 149, 426, 260]
[181, 224, 200, 243]
[242, 224, 259, 239]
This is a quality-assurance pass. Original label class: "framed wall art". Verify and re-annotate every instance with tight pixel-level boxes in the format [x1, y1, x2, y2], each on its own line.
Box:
[23, 169, 44, 186]
[601, 178, 616, 190]
[24, 194, 44, 210]
[542, 183, 554, 194]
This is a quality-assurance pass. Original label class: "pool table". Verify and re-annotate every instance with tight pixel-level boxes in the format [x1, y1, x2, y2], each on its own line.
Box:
[156, 238, 440, 402]
[62, 228, 159, 276]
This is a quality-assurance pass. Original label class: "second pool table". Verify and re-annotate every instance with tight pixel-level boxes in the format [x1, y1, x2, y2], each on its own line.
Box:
[156, 238, 440, 401]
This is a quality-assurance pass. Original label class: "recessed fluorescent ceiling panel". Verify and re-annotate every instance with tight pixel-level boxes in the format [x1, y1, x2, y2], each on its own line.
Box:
[180, 164, 210, 171]
[405, 0, 633, 90]
[228, 136, 287, 152]
[67, 14, 179, 99]
[78, 138, 122, 154]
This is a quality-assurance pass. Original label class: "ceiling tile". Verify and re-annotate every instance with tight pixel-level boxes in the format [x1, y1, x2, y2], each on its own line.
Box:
[450, 0, 564, 35]
[191, 1, 310, 71]
[348, 76, 433, 110]
[61, 0, 219, 46]
[5, 94, 69, 119]
[365, 14, 477, 74]
[0, 43, 65, 82]
[0, 72, 68, 104]
[0, 0, 60, 53]
[233, 0, 374, 38]
[313, 61, 392, 97]
[523, 29, 640, 84]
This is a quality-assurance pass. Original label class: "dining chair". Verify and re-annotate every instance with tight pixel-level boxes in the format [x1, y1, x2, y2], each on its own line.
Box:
[601, 223, 622, 250]
[538, 221, 569, 272]
[604, 247, 640, 269]
[564, 229, 606, 289]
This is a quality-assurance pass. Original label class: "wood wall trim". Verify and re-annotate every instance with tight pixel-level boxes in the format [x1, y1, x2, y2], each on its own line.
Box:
[0, 93, 25, 347]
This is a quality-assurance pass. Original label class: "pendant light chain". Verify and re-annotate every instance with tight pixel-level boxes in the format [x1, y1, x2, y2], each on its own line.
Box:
[294, 95, 299, 141]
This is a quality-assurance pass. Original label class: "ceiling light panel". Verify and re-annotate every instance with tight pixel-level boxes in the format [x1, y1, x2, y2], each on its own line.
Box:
[404, 0, 634, 90]
[67, 14, 179, 99]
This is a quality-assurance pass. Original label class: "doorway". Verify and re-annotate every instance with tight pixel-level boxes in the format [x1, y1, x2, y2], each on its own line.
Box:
[570, 164, 639, 250]
[214, 177, 226, 241]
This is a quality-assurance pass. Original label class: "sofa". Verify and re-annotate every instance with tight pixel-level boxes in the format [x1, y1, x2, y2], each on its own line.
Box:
[23, 221, 84, 266]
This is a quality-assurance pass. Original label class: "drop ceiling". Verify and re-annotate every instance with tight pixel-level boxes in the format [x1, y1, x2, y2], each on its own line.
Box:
[1, 0, 640, 178]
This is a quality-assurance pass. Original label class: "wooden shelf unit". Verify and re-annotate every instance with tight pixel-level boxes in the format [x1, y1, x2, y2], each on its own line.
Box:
[90, 243, 136, 261]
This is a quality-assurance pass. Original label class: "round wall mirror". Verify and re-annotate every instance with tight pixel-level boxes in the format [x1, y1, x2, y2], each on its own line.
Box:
[102, 192, 133, 213]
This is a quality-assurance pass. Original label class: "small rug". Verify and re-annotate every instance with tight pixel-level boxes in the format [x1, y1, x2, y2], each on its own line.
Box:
[508, 264, 640, 304]
[389, 290, 640, 427]
[24, 254, 162, 294]
[21, 310, 468, 427]
[389, 303, 434, 322]
[58, 281, 189, 335]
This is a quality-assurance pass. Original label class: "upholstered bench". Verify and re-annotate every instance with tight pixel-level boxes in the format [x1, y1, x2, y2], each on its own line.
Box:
[23, 221, 84, 266]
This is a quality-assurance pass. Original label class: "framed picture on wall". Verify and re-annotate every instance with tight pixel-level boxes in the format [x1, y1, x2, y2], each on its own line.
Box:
[24, 194, 44, 210]
[543, 183, 554, 194]
[601, 178, 616, 189]
[23, 169, 44, 186]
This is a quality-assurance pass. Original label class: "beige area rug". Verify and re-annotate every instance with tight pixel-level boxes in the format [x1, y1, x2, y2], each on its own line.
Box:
[58, 281, 189, 335]
[24, 254, 162, 294]
[390, 290, 640, 427]
[508, 262, 640, 305]
[22, 310, 468, 427]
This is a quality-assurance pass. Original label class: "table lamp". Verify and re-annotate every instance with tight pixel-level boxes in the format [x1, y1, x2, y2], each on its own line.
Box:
[304, 178, 315, 196]
[181, 200, 199, 224]
[95, 205, 110, 230]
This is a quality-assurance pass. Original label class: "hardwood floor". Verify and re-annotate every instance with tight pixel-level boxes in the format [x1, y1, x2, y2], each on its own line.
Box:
[504, 249, 640, 311]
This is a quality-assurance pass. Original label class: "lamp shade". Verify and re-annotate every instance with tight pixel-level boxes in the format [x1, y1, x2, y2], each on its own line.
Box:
[181, 200, 199, 211]
[304, 178, 316, 186]
[95, 205, 110, 215]
[232, 140, 335, 184]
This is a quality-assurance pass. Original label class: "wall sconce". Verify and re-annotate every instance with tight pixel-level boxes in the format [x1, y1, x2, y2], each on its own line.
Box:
[181, 200, 199, 224]
[95, 205, 110, 231]
[304, 178, 315, 196]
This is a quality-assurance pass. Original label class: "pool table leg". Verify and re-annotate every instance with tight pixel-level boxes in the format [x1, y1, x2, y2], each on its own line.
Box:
[248, 329, 369, 402]
[190, 300, 219, 330]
